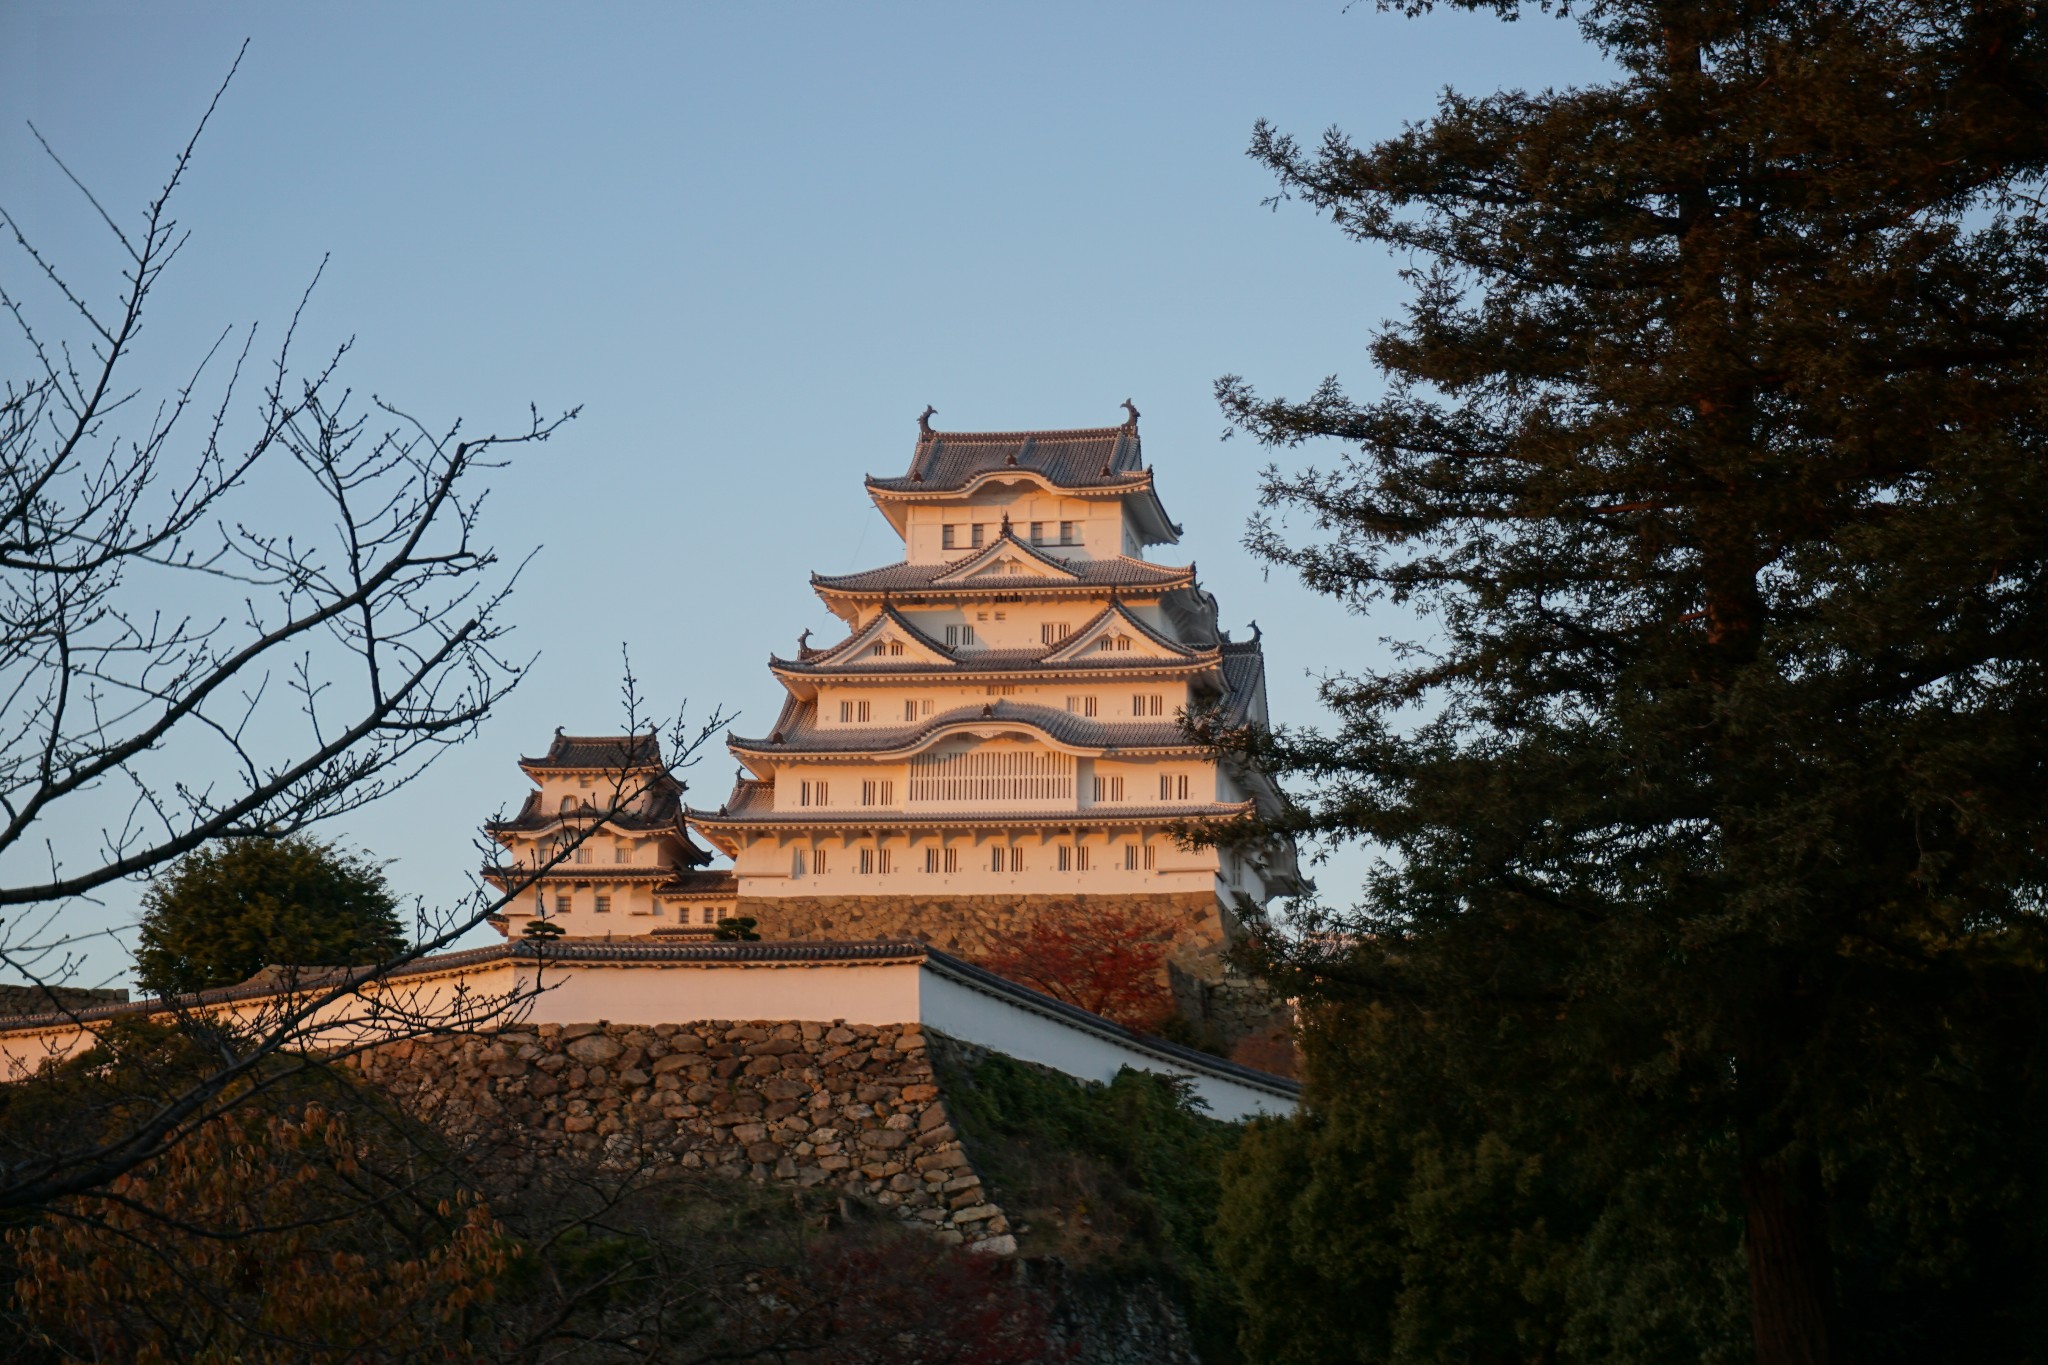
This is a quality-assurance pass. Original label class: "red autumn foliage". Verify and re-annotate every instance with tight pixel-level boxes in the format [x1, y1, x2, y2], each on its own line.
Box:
[737, 1230, 1070, 1364]
[978, 907, 1179, 1032]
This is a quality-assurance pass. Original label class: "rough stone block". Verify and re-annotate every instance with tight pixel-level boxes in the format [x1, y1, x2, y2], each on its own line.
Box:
[567, 1034, 622, 1063]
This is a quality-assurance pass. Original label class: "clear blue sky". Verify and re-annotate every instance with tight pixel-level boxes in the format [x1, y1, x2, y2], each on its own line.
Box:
[2, 2, 1607, 982]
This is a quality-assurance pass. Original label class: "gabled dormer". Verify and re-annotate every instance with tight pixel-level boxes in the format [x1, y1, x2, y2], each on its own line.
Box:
[812, 606, 956, 670]
[930, 529, 1083, 587]
[1042, 600, 1196, 664]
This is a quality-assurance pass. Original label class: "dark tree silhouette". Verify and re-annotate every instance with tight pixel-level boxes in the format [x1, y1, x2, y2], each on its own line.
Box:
[1212, 5, 2048, 1363]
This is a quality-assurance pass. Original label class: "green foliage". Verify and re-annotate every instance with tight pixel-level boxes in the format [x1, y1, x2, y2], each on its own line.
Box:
[1216, 2, 2048, 1361]
[135, 837, 408, 995]
[930, 1039, 1243, 1361]
[712, 916, 760, 941]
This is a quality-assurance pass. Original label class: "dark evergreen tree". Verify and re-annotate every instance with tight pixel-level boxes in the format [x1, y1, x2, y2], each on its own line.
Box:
[1211, 4, 2048, 1362]
[135, 837, 408, 996]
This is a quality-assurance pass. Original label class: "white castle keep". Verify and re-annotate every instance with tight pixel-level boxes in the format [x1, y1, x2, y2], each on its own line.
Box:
[484, 405, 1299, 969]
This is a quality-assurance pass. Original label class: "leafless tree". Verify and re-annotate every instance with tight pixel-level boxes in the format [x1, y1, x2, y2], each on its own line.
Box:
[0, 48, 723, 1214]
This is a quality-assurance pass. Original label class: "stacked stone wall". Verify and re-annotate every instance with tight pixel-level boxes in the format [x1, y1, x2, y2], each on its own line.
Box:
[353, 1018, 1016, 1253]
[735, 891, 1228, 967]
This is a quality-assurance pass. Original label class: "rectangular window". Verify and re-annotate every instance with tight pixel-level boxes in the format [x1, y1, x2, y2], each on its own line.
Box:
[1079, 845, 1092, 871]
[800, 780, 829, 807]
[944, 848, 959, 873]
[905, 699, 919, 722]
[1144, 843, 1156, 870]
[970, 523, 986, 548]
[1158, 773, 1190, 801]
[1059, 521, 1077, 545]
[574, 845, 590, 864]
[554, 893, 571, 916]
[1057, 845, 1071, 872]
[811, 847, 828, 875]
[1133, 694, 1163, 717]
[1092, 775, 1125, 802]
[1065, 695, 1098, 717]
[860, 779, 895, 807]
[702, 906, 718, 926]
[614, 845, 629, 863]
[994, 610, 1006, 621]
[838, 700, 871, 723]
[594, 894, 611, 914]
[942, 524, 958, 549]
[944, 624, 976, 648]
[1041, 622, 1071, 646]
[991, 847, 1006, 872]
[922, 699, 934, 716]
[925, 847, 940, 874]
[1123, 844, 1139, 870]
[986, 684, 1018, 696]
[976, 610, 989, 622]
[1029, 521, 1045, 544]
[859, 848, 874, 875]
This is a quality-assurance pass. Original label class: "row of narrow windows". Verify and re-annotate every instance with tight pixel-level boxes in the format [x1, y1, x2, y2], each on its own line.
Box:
[831, 692, 1164, 724]
[794, 769, 1195, 807]
[942, 521, 1078, 550]
[807, 843, 1159, 875]
[543, 892, 726, 926]
[858, 621, 1143, 659]
[542, 841, 639, 864]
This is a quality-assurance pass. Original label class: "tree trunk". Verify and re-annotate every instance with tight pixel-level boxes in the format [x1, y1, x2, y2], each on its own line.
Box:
[1742, 1149, 1837, 1365]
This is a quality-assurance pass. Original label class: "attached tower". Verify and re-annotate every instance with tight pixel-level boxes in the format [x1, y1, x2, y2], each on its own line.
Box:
[484, 732, 737, 938]
[686, 406, 1298, 971]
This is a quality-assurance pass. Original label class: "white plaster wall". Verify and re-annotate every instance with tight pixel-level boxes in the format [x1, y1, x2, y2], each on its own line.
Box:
[916, 967, 1294, 1123]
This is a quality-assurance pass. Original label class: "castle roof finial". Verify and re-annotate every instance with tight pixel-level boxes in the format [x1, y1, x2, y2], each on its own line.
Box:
[918, 404, 937, 435]
[1120, 398, 1139, 431]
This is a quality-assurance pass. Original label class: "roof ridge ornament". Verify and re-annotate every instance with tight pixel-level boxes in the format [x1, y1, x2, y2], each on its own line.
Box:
[1121, 398, 1139, 431]
[918, 404, 936, 435]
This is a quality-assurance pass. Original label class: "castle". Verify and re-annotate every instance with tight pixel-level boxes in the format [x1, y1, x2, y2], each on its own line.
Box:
[483, 405, 1298, 991]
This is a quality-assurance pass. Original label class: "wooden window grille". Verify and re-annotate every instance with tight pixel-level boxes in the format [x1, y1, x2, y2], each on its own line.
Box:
[1133, 694, 1163, 716]
[1092, 775, 1124, 802]
[594, 894, 611, 914]
[1041, 622, 1071, 645]
[908, 749, 1073, 802]
[554, 894, 571, 915]
[811, 847, 828, 875]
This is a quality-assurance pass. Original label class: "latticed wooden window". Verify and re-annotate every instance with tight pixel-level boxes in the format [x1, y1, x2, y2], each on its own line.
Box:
[909, 749, 1072, 802]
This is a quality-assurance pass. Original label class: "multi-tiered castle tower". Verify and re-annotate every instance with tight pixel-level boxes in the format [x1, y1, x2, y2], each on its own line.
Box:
[683, 405, 1298, 974]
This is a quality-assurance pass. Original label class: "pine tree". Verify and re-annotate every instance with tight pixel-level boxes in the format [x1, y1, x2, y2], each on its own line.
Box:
[135, 837, 408, 996]
[1213, 4, 2048, 1362]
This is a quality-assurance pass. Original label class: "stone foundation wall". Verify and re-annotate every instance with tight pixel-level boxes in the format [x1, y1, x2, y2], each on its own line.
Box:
[352, 1019, 1016, 1253]
[735, 892, 1230, 969]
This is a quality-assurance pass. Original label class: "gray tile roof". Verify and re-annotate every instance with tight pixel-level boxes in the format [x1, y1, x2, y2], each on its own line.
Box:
[655, 870, 739, 895]
[520, 731, 665, 771]
[689, 797, 1257, 829]
[729, 699, 1210, 758]
[867, 418, 1144, 493]
[814, 552, 1193, 596]
[484, 788, 691, 835]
